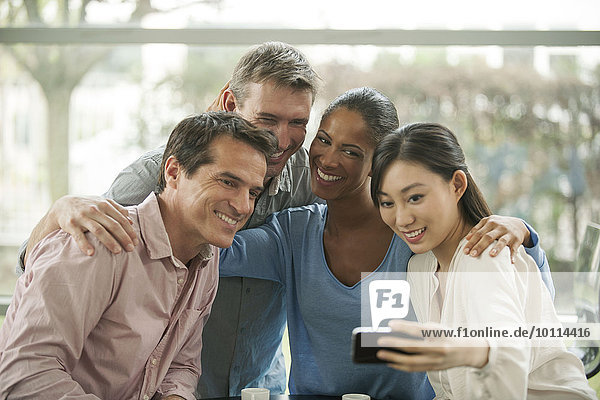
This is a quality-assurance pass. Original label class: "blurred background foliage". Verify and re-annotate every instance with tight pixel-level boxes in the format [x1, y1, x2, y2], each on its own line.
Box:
[1, 0, 599, 293]
[1, 3, 600, 395]
[167, 47, 600, 274]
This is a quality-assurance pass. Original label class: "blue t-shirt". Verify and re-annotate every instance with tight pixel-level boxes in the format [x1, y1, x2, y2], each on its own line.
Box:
[220, 203, 552, 399]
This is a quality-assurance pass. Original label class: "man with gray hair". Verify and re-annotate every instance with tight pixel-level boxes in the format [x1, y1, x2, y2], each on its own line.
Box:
[19, 42, 321, 396]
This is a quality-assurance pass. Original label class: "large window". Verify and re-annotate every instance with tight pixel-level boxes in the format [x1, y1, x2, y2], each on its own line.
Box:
[1, 1, 599, 314]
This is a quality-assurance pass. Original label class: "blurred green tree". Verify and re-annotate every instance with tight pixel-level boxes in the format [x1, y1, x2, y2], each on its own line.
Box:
[2, 0, 222, 201]
[129, 44, 599, 270]
[319, 49, 599, 269]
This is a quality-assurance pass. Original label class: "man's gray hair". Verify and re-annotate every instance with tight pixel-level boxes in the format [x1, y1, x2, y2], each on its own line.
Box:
[230, 41, 320, 106]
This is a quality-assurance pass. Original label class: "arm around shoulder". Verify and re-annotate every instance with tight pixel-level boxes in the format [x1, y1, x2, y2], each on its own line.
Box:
[19, 147, 162, 270]
[520, 220, 555, 299]
[103, 147, 164, 206]
[22, 195, 137, 268]
[219, 210, 295, 283]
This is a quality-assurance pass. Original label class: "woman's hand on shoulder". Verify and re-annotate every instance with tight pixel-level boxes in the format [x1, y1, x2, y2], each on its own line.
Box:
[463, 215, 531, 263]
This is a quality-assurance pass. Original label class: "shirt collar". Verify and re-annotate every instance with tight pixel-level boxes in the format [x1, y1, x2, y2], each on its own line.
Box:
[267, 157, 292, 196]
[136, 194, 214, 266]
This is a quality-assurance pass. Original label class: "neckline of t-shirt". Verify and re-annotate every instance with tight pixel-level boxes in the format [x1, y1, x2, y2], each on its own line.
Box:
[319, 205, 398, 290]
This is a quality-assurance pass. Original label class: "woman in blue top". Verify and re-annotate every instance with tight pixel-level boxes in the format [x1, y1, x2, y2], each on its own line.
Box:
[219, 88, 550, 399]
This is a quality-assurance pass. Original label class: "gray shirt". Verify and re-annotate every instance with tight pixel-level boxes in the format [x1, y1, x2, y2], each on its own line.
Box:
[105, 145, 320, 396]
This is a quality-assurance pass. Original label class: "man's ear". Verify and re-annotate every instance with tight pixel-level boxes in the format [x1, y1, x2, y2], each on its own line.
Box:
[222, 89, 237, 112]
[164, 156, 182, 189]
[451, 170, 468, 202]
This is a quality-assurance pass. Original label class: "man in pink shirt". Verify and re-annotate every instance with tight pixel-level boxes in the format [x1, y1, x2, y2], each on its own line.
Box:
[0, 112, 277, 400]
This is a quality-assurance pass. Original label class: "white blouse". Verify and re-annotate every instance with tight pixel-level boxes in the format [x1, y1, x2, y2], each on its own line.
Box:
[407, 239, 596, 400]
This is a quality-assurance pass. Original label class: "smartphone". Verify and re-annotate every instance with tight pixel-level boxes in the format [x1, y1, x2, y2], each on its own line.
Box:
[351, 327, 422, 363]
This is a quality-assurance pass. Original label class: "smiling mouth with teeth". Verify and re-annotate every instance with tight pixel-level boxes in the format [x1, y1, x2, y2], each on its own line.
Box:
[215, 211, 239, 226]
[316, 168, 343, 182]
[405, 227, 426, 238]
[270, 150, 285, 159]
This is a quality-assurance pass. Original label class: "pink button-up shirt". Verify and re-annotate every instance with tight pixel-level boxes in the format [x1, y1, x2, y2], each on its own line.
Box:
[0, 194, 219, 400]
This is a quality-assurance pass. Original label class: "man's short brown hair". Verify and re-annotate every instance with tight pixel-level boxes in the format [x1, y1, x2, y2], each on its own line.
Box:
[156, 111, 278, 193]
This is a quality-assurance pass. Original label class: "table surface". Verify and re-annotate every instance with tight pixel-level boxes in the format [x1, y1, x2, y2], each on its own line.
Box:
[206, 396, 342, 400]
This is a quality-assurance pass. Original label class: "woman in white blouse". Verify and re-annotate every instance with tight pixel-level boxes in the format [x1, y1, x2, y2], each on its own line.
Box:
[370, 122, 596, 399]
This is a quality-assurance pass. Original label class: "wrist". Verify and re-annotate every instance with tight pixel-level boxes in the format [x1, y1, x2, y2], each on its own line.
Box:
[47, 196, 67, 230]
[523, 226, 533, 248]
[468, 344, 490, 368]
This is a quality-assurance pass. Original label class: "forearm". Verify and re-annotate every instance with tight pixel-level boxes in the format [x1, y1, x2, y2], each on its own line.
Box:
[456, 342, 531, 399]
[521, 221, 555, 299]
[157, 369, 198, 400]
[1, 368, 99, 399]
[219, 222, 287, 283]
[23, 208, 60, 266]
[16, 239, 27, 274]
[20, 148, 161, 269]
[103, 147, 163, 206]
[219, 240, 284, 282]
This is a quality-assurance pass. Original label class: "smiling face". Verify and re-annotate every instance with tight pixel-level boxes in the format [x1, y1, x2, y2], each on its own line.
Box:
[309, 108, 375, 201]
[168, 135, 267, 249]
[234, 80, 312, 179]
[377, 160, 468, 256]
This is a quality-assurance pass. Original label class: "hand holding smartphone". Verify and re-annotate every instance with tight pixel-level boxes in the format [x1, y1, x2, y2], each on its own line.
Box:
[351, 327, 423, 363]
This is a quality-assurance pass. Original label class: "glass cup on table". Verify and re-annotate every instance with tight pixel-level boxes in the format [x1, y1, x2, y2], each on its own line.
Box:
[241, 388, 270, 400]
[342, 394, 370, 400]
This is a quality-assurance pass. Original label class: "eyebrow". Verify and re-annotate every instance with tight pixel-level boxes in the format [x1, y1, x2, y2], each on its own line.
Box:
[258, 112, 309, 125]
[220, 172, 264, 192]
[257, 112, 278, 119]
[318, 130, 365, 153]
[377, 182, 426, 196]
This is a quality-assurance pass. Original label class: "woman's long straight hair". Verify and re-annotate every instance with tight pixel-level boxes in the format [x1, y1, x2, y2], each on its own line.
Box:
[371, 122, 492, 227]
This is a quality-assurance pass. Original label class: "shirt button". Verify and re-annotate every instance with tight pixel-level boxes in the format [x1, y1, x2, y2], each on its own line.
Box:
[178, 278, 184, 284]
[143, 395, 149, 400]
[151, 358, 157, 365]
